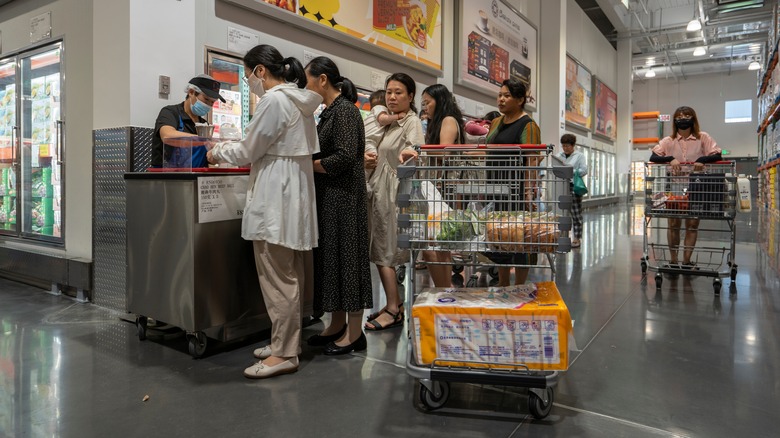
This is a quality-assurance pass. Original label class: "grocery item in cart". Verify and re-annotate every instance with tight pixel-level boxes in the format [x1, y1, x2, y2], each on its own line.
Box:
[411, 281, 572, 371]
[485, 211, 559, 252]
[427, 210, 476, 245]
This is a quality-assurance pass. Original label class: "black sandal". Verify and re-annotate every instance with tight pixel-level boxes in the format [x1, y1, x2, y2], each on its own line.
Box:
[365, 308, 404, 331]
[366, 303, 403, 322]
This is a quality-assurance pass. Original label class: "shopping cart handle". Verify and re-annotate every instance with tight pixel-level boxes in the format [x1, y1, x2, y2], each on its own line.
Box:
[646, 161, 733, 165]
[419, 144, 551, 150]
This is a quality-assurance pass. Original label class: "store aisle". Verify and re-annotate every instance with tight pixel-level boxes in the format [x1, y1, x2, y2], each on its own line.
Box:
[0, 205, 778, 437]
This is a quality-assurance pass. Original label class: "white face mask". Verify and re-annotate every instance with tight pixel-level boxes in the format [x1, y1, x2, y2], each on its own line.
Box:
[248, 67, 266, 98]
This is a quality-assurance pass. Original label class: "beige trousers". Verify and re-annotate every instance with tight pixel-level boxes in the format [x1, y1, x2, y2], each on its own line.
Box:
[253, 240, 306, 358]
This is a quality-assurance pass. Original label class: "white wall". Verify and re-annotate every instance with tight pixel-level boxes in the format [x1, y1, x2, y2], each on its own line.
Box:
[0, 0, 94, 259]
[563, 0, 618, 156]
[632, 70, 759, 159]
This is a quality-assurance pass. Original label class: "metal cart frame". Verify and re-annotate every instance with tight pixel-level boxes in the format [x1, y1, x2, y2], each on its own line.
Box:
[640, 162, 738, 294]
[396, 143, 573, 419]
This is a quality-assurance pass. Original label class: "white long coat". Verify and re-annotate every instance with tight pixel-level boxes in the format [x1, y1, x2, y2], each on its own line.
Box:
[211, 83, 322, 251]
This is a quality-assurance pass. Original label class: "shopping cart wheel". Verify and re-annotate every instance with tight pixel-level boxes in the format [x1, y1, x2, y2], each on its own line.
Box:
[713, 279, 722, 295]
[452, 264, 464, 274]
[136, 316, 148, 341]
[528, 387, 554, 419]
[418, 380, 449, 411]
[488, 266, 499, 279]
[187, 332, 208, 358]
[640, 261, 647, 274]
[466, 275, 478, 287]
[451, 274, 464, 288]
[655, 274, 662, 289]
[396, 266, 406, 284]
[730, 267, 738, 281]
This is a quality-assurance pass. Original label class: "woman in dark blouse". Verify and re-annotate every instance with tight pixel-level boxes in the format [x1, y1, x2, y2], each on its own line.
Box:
[304, 57, 372, 355]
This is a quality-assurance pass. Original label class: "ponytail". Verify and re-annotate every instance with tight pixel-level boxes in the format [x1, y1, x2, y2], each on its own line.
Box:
[282, 56, 307, 89]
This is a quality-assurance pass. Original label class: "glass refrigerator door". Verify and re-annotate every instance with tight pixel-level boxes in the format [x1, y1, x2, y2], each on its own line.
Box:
[0, 58, 18, 235]
[206, 50, 249, 139]
[20, 44, 62, 242]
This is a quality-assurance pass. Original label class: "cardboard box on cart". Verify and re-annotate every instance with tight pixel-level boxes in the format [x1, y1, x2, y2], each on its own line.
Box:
[412, 282, 572, 371]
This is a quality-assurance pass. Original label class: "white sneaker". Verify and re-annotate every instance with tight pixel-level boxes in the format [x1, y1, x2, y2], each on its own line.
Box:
[243, 357, 299, 379]
[253, 345, 272, 359]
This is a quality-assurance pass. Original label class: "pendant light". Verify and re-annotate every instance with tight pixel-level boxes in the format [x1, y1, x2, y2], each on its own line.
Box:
[748, 61, 761, 71]
[693, 46, 707, 56]
[687, 1, 702, 32]
[645, 69, 656, 78]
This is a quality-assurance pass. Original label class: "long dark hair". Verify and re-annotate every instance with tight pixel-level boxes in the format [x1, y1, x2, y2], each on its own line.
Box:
[422, 84, 465, 145]
[385, 72, 417, 113]
[305, 56, 357, 103]
[671, 106, 701, 139]
[243, 44, 306, 89]
[501, 78, 528, 111]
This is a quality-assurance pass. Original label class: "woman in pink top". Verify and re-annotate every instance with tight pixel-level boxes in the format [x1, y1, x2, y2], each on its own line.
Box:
[649, 106, 722, 268]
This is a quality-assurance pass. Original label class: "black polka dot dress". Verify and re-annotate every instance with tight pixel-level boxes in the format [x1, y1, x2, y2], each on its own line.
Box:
[313, 95, 373, 313]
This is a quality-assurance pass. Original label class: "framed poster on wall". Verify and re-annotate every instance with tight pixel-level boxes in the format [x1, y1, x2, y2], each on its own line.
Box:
[592, 77, 617, 141]
[455, 0, 537, 110]
[565, 54, 592, 131]
[222, 0, 443, 73]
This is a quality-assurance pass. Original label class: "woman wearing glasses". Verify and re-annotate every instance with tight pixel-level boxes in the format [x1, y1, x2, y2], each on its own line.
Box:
[649, 106, 722, 269]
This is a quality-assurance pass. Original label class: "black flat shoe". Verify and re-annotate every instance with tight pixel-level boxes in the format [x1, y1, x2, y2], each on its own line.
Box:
[323, 333, 367, 355]
[307, 324, 347, 346]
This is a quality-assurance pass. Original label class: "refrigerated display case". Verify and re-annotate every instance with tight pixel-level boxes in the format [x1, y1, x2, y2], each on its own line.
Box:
[206, 48, 251, 139]
[579, 145, 616, 198]
[0, 42, 64, 243]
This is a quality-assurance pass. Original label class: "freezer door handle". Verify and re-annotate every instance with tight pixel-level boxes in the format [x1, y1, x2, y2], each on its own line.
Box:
[11, 125, 19, 167]
[56, 120, 64, 165]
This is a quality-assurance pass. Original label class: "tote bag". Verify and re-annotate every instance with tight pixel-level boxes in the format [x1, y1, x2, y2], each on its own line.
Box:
[573, 172, 588, 196]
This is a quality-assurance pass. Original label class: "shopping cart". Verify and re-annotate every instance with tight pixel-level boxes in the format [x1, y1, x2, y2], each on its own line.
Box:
[396, 143, 573, 419]
[640, 162, 738, 294]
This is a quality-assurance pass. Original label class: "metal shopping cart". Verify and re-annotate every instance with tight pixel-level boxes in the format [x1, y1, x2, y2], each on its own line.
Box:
[396, 144, 573, 419]
[640, 162, 738, 294]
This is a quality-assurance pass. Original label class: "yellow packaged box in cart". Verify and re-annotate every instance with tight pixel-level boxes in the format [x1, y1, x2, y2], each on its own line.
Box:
[411, 282, 572, 371]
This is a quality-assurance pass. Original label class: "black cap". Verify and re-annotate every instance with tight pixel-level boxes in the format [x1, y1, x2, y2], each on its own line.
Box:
[189, 74, 226, 102]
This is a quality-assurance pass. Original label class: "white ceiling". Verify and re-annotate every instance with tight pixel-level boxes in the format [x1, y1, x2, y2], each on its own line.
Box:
[596, 0, 774, 79]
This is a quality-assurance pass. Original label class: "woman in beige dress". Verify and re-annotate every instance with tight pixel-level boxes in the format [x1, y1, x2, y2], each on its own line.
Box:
[364, 73, 424, 331]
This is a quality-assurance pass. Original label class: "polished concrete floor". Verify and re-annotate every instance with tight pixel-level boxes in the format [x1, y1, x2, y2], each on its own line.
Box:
[1, 204, 779, 437]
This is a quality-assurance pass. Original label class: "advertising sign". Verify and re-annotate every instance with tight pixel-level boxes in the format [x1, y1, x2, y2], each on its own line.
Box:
[565, 54, 592, 130]
[226, 0, 443, 71]
[457, 0, 537, 108]
[593, 77, 617, 141]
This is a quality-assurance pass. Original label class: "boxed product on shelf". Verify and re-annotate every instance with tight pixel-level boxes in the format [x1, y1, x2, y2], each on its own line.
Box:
[412, 281, 573, 371]
[46, 73, 60, 100]
[30, 77, 45, 101]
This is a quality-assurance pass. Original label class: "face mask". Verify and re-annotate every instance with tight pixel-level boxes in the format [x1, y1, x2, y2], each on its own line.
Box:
[248, 67, 266, 98]
[675, 118, 693, 131]
[191, 96, 211, 117]
[421, 119, 428, 134]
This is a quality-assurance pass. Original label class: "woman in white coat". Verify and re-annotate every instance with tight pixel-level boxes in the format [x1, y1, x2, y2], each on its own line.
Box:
[207, 44, 322, 379]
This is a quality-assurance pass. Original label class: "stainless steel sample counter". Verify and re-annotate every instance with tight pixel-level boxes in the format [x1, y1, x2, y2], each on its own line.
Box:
[124, 171, 313, 357]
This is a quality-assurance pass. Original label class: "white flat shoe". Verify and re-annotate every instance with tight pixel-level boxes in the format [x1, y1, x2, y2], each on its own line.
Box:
[243, 357, 299, 379]
[253, 345, 272, 360]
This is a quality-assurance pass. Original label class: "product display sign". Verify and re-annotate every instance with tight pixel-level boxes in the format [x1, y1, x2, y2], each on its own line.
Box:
[456, 0, 537, 108]
[565, 54, 592, 131]
[198, 175, 248, 223]
[225, 0, 443, 71]
[592, 77, 617, 141]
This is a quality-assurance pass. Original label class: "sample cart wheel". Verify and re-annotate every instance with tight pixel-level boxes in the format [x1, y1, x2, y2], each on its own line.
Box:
[136, 316, 148, 341]
[187, 332, 208, 358]
[713, 279, 722, 295]
[396, 266, 406, 284]
[528, 387, 554, 419]
[418, 380, 449, 411]
[655, 274, 662, 289]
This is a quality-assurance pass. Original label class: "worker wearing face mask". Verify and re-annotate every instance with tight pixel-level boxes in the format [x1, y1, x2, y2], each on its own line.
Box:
[150, 74, 226, 169]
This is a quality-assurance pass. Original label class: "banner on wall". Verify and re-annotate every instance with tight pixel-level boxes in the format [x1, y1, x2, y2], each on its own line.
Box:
[565, 54, 592, 131]
[593, 77, 617, 141]
[456, 0, 537, 109]
[227, 0, 443, 71]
